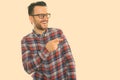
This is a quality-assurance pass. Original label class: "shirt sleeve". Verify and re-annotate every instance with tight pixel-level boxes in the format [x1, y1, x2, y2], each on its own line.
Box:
[21, 38, 49, 74]
[59, 29, 76, 80]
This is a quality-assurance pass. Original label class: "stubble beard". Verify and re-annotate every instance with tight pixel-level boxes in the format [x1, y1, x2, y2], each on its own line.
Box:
[36, 25, 45, 30]
[34, 23, 48, 31]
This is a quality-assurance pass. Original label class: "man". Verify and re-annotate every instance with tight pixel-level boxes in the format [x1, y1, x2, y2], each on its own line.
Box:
[21, 1, 76, 80]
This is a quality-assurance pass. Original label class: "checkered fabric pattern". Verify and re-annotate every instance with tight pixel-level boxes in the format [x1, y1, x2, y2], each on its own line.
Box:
[21, 28, 76, 80]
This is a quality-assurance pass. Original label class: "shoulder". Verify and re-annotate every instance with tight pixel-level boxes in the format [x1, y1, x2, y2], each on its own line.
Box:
[21, 32, 33, 42]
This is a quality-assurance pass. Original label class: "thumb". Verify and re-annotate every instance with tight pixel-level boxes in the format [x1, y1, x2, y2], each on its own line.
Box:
[54, 38, 63, 43]
[54, 38, 59, 43]
[59, 38, 63, 42]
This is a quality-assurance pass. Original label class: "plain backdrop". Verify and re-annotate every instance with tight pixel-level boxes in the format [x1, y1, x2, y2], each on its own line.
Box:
[0, 0, 120, 80]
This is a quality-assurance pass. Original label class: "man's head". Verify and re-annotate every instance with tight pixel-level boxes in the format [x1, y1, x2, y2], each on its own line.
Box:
[28, 1, 50, 31]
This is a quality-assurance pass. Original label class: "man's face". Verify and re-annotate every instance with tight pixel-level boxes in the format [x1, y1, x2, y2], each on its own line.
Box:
[30, 6, 49, 30]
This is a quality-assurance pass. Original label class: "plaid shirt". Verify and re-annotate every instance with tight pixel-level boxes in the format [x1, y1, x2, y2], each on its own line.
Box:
[21, 28, 76, 80]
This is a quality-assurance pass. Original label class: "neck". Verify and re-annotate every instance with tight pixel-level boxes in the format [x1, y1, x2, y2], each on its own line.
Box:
[34, 27, 46, 35]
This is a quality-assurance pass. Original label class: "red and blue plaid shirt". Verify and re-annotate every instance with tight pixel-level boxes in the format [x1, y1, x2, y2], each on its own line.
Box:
[21, 28, 76, 80]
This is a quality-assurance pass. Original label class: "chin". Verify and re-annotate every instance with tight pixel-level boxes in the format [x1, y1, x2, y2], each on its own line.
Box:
[42, 25, 48, 29]
[42, 27, 47, 30]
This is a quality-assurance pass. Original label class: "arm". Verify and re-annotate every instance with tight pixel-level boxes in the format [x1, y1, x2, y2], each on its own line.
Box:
[21, 38, 49, 74]
[59, 29, 76, 80]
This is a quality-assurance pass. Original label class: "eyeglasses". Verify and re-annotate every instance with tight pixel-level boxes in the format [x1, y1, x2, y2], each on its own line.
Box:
[31, 13, 51, 19]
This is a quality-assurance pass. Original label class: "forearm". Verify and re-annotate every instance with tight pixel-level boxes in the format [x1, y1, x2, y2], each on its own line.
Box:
[66, 53, 76, 80]
[22, 45, 51, 74]
[21, 39, 45, 74]
[22, 50, 42, 74]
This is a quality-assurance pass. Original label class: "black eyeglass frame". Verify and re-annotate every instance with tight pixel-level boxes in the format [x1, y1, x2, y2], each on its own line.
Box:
[31, 13, 51, 19]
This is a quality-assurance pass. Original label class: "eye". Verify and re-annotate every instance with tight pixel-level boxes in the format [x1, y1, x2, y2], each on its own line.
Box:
[32, 13, 51, 19]
[39, 14, 45, 18]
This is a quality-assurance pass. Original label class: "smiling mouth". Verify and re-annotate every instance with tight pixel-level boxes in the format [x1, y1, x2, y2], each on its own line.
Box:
[41, 21, 48, 24]
[42, 22, 47, 24]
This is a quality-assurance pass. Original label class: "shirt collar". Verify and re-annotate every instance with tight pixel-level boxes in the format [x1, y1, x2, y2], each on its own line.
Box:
[32, 28, 48, 37]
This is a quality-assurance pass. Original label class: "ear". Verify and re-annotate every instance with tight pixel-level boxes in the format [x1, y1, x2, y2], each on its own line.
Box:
[29, 16, 34, 24]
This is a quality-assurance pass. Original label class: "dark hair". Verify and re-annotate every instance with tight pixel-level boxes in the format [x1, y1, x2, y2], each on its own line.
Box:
[28, 1, 47, 15]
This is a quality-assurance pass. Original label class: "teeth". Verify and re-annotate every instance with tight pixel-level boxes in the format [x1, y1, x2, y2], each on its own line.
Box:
[43, 22, 47, 24]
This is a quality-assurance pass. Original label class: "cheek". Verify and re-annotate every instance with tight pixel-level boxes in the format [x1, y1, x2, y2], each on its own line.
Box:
[34, 18, 42, 23]
[35, 20, 42, 25]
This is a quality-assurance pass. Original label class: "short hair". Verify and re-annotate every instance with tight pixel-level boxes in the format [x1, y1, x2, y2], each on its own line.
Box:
[28, 1, 47, 15]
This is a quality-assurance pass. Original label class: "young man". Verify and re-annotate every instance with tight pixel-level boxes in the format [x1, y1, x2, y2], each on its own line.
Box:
[21, 1, 76, 80]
